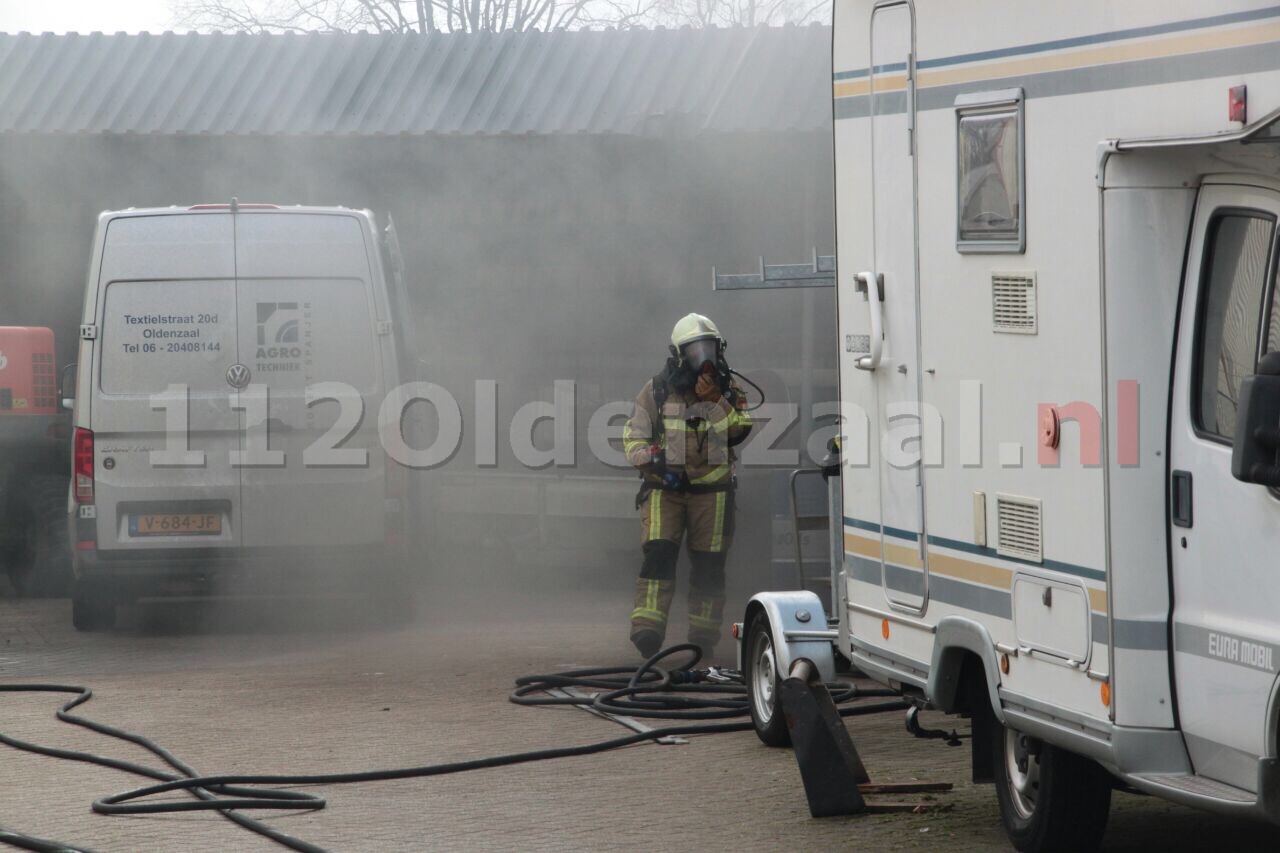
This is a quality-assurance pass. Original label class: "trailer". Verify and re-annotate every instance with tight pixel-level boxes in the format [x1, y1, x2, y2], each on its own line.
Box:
[738, 3, 1280, 850]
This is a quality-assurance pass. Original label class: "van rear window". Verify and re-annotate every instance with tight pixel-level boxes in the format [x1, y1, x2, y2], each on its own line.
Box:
[100, 277, 379, 397]
[238, 278, 379, 393]
[100, 280, 237, 395]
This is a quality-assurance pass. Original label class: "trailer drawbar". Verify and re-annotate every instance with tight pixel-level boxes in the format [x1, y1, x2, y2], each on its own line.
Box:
[0, 645, 905, 853]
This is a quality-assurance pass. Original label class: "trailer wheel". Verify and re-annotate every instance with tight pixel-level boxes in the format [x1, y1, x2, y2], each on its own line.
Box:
[993, 725, 1112, 852]
[744, 612, 790, 747]
[72, 580, 116, 632]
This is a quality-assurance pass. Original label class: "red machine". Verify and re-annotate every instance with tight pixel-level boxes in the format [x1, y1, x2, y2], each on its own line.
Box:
[0, 326, 59, 416]
[0, 326, 71, 595]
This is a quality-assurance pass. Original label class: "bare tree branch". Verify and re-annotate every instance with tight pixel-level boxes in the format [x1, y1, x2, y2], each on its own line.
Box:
[173, 0, 828, 34]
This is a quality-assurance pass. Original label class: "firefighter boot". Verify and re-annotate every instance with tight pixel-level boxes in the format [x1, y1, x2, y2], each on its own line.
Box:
[630, 539, 678, 658]
[687, 549, 727, 658]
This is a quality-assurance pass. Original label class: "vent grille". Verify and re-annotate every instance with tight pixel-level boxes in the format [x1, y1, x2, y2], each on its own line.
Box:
[31, 352, 55, 409]
[996, 494, 1042, 562]
[992, 271, 1037, 334]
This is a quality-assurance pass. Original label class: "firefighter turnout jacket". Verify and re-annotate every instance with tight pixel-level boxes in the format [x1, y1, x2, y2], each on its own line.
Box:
[622, 378, 752, 489]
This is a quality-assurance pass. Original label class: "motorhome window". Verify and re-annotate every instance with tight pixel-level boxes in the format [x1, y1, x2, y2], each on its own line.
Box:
[956, 90, 1024, 253]
[1195, 213, 1274, 441]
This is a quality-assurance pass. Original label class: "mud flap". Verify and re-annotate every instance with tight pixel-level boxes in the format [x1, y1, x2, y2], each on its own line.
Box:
[780, 658, 869, 817]
[969, 688, 998, 784]
[1259, 757, 1280, 823]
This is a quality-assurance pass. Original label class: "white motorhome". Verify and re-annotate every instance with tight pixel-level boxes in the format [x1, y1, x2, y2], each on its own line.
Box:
[66, 204, 420, 631]
[740, 3, 1280, 850]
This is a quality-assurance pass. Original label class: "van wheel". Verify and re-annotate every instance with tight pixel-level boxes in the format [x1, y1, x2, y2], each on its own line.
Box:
[72, 581, 116, 632]
[993, 725, 1112, 852]
[744, 612, 790, 747]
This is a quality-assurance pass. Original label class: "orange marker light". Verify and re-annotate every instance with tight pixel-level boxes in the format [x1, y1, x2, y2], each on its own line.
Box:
[881, 619, 890, 640]
[1000, 653, 1010, 674]
[1101, 681, 1112, 708]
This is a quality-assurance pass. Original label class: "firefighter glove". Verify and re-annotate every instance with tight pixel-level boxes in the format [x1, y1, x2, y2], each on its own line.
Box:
[695, 371, 722, 403]
[659, 468, 687, 491]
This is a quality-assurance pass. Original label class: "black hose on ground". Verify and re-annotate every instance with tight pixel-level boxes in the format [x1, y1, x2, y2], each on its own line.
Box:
[511, 643, 900, 719]
[0, 645, 907, 853]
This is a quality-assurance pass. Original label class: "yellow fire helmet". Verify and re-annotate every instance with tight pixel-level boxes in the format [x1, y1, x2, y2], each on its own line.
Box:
[670, 313, 725, 372]
[670, 313, 723, 350]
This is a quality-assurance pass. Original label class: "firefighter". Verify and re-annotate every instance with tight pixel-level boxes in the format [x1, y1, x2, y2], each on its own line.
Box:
[623, 314, 753, 659]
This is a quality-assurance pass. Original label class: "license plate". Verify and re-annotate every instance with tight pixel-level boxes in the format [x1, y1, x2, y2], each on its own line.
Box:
[130, 512, 222, 536]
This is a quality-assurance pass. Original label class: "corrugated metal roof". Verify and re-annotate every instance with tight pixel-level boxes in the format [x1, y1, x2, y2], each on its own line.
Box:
[0, 26, 831, 136]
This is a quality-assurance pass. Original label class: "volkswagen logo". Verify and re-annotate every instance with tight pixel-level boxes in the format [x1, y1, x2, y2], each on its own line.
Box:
[226, 363, 251, 389]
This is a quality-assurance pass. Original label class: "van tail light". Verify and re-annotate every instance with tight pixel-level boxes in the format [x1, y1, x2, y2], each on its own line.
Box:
[74, 427, 95, 504]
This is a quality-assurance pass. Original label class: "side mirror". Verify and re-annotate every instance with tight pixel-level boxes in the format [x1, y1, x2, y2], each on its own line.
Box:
[1231, 351, 1280, 487]
[59, 362, 77, 412]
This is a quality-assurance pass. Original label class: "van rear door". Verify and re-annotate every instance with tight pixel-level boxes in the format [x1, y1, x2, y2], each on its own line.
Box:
[233, 212, 387, 550]
[92, 213, 242, 551]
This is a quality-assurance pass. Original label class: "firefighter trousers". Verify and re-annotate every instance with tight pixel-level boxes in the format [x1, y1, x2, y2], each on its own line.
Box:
[629, 487, 734, 651]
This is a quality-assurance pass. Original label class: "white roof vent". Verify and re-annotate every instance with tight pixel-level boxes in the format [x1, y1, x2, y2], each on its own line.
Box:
[996, 493, 1042, 563]
[992, 271, 1037, 334]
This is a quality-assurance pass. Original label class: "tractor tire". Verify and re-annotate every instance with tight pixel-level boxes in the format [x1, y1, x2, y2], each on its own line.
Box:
[72, 580, 116, 632]
[2, 489, 34, 597]
[27, 475, 71, 598]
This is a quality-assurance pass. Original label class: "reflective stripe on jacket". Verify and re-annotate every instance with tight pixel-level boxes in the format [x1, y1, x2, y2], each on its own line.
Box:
[623, 378, 752, 484]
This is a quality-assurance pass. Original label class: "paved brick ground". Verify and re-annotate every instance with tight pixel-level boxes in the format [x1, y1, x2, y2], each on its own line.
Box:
[1, 570, 1278, 852]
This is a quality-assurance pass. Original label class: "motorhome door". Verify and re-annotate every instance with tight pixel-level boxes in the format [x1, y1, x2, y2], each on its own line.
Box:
[1169, 182, 1280, 793]
[867, 0, 927, 611]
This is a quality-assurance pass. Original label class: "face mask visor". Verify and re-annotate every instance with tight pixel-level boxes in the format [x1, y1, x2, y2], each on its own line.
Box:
[680, 338, 718, 373]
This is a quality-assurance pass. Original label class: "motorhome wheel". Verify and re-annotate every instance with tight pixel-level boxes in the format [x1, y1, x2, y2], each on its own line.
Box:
[993, 726, 1112, 852]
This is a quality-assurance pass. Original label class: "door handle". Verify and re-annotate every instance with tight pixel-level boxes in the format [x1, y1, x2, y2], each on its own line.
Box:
[1171, 469, 1193, 528]
[854, 271, 883, 371]
[905, 52, 916, 156]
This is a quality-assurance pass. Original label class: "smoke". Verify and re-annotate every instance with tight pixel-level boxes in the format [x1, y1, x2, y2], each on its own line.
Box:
[0, 96, 836, 643]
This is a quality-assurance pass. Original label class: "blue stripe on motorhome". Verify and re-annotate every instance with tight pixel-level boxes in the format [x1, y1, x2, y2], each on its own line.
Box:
[844, 516, 1106, 583]
[847, 553, 1162, 651]
[833, 4, 1280, 80]
[835, 42, 1280, 120]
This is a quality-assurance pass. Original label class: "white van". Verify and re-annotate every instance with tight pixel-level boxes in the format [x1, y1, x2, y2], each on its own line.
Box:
[66, 204, 419, 630]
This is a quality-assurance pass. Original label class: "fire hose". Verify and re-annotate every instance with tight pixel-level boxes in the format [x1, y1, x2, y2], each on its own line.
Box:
[0, 644, 905, 853]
